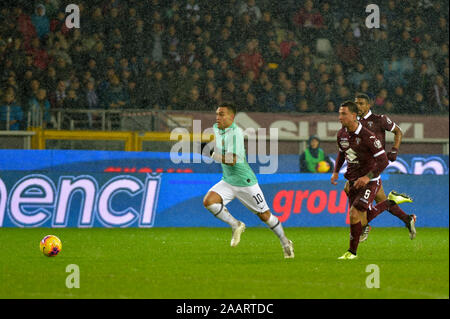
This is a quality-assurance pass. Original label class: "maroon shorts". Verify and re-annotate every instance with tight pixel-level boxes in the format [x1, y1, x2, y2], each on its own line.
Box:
[348, 179, 382, 211]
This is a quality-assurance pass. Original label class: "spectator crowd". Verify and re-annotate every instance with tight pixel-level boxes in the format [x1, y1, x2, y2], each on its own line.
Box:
[0, 0, 448, 130]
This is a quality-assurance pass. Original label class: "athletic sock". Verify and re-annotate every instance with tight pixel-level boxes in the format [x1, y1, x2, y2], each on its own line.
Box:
[349, 221, 362, 255]
[264, 214, 289, 246]
[206, 203, 239, 228]
[366, 200, 392, 223]
[388, 204, 410, 223]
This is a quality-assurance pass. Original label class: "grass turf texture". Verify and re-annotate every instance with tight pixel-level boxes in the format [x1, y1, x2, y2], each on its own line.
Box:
[0, 227, 448, 299]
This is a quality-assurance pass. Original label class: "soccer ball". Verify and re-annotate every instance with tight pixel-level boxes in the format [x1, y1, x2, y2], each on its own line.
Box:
[316, 161, 330, 173]
[40, 235, 62, 257]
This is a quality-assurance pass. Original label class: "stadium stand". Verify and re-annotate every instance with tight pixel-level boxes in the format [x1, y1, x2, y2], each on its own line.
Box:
[0, 0, 448, 131]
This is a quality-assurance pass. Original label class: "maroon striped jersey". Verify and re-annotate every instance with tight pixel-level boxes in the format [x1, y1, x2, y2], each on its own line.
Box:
[358, 110, 396, 149]
[336, 122, 387, 182]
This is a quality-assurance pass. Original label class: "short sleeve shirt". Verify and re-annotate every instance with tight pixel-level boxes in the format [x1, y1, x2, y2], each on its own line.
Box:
[213, 122, 257, 187]
[358, 110, 396, 149]
[337, 123, 386, 182]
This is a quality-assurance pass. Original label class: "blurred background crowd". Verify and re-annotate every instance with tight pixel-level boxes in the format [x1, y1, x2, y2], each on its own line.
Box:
[0, 0, 448, 130]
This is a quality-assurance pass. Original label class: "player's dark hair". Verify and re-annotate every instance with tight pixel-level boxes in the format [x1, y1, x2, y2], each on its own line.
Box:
[355, 93, 372, 104]
[340, 100, 359, 114]
[219, 102, 237, 115]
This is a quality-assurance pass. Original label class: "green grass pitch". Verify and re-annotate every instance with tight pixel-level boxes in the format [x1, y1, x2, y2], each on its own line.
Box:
[0, 227, 448, 299]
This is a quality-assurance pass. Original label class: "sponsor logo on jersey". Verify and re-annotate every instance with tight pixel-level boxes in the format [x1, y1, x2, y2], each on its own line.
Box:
[340, 140, 349, 148]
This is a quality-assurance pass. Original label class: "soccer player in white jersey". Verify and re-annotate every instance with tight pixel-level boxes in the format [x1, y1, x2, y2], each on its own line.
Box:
[202, 103, 294, 259]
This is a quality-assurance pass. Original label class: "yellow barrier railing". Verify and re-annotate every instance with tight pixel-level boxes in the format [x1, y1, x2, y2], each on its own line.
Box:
[29, 128, 450, 154]
[30, 129, 215, 152]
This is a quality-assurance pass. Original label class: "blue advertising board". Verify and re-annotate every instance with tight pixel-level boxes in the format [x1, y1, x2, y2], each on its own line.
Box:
[0, 150, 448, 175]
[0, 171, 448, 228]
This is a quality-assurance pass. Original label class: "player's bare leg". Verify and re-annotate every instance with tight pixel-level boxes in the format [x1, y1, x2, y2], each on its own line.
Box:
[203, 191, 245, 246]
[360, 211, 368, 226]
[375, 185, 387, 202]
[258, 210, 294, 258]
[344, 180, 350, 196]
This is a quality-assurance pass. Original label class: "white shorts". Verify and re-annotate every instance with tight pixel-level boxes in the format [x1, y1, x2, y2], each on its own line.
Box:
[208, 180, 270, 214]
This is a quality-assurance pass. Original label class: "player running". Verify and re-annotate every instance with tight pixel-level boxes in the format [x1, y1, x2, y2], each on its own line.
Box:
[331, 101, 413, 260]
[354, 93, 417, 241]
[202, 103, 294, 259]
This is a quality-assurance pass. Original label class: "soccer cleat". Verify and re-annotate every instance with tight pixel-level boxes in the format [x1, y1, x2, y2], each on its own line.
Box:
[359, 225, 372, 243]
[406, 214, 417, 240]
[283, 240, 295, 259]
[230, 222, 245, 247]
[387, 191, 413, 205]
[338, 251, 357, 260]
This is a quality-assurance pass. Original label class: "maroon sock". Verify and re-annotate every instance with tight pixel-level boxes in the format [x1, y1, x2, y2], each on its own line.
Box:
[388, 205, 410, 223]
[367, 200, 392, 223]
[349, 221, 362, 255]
